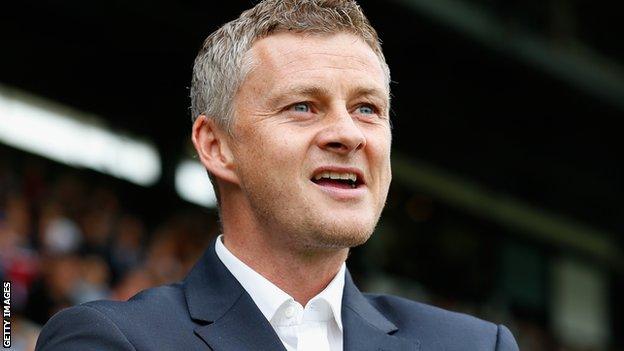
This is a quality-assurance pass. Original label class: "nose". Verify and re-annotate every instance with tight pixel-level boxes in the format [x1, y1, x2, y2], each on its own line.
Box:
[317, 106, 366, 156]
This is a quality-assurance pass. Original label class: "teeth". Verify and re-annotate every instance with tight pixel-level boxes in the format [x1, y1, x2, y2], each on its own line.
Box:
[314, 172, 329, 180]
[314, 171, 357, 182]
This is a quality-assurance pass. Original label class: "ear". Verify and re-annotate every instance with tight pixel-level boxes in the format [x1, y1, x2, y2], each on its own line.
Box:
[191, 115, 240, 185]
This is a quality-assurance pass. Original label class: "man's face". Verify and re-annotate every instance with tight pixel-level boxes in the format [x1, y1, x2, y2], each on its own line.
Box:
[229, 32, 392, 251]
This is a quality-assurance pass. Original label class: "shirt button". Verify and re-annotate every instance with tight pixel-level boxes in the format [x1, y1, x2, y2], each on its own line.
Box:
[284, 306, 295, 318]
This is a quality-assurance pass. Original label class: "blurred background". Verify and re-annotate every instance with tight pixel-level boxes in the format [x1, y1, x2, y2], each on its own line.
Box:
[1, 0, 622, 350]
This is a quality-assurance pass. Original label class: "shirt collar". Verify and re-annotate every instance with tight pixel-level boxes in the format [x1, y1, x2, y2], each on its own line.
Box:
[214, 235, 345, 330]
[309, 260, 345, 330]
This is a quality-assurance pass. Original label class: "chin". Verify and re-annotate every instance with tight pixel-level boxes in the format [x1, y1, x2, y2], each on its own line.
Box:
[304, 216, 377, 250]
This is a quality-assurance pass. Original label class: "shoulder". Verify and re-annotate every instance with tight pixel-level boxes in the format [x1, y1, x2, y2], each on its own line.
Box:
[364, 293, 519, 351]
[36, 283, 193, 351]
[364, 293, 493, 331]
[74, 282, 188, 329]
[83, 282, 186, 322]
[35, 302, 136, 351]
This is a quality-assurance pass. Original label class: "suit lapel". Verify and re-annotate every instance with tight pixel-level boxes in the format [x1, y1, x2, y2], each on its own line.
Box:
[183, 240, 286, 351]
[193, 292, 286, 351]
[342, 272, 420, 351]
[183, 239, 419, 350]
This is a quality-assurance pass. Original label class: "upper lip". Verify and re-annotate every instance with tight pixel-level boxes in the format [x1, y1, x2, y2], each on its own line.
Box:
[310, 166, 366, 185]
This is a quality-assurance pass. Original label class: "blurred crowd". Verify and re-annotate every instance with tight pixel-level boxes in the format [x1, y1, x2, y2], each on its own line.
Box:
[0, 155, 616, 351]
[0, 158, 216, 350]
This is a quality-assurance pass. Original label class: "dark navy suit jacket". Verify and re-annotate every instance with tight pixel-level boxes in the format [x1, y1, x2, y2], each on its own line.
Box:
[36, 240, 519, 350]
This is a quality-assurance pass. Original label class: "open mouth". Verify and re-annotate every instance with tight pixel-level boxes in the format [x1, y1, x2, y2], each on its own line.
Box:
[311, 171, 363, 189]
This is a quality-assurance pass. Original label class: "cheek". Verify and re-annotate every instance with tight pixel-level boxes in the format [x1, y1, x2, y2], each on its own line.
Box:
[367, 130, 392, 191]
[238, 126, 309, 176]
[367, 129, 392, 163]
[272, 121, 318, 150]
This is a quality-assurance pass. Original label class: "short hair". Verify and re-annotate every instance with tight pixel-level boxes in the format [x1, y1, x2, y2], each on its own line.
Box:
[190, 0, 390, 130]
[190, 0, 390, 207]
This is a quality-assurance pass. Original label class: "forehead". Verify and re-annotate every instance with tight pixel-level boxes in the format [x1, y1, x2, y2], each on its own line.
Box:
[245, 32, 387, 93]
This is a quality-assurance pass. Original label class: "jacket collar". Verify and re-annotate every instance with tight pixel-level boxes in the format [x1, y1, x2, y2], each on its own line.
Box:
[342, 270, 398, 333]
[184, 240, 286, 350]
[214, 234, 346, 330]
[342, 271, 420, 350]
[184, 238, 419, 350]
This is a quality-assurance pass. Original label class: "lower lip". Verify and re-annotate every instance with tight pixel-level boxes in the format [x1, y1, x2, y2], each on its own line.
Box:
[310, 181, 367, 201]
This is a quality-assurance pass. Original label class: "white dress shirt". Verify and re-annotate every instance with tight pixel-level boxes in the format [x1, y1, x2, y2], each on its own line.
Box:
[215, 235, 345, 351]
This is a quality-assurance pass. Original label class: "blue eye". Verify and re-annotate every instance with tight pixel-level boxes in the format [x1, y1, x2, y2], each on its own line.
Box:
[292, 103, 310, 113]
[357, 105, 375, 115]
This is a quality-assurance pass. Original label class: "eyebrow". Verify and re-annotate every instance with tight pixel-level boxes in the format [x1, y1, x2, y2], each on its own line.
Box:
[267, 85, 330, 106]
[267, 84, 389, 107]
[351, 87, 388, 102]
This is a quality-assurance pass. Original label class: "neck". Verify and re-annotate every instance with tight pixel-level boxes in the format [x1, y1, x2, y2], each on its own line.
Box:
[219, 192, 348, 306]
[224, 234, 347, 306]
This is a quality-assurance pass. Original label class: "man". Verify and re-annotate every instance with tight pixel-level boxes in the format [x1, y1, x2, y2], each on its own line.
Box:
[36, 0, 519, 350]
